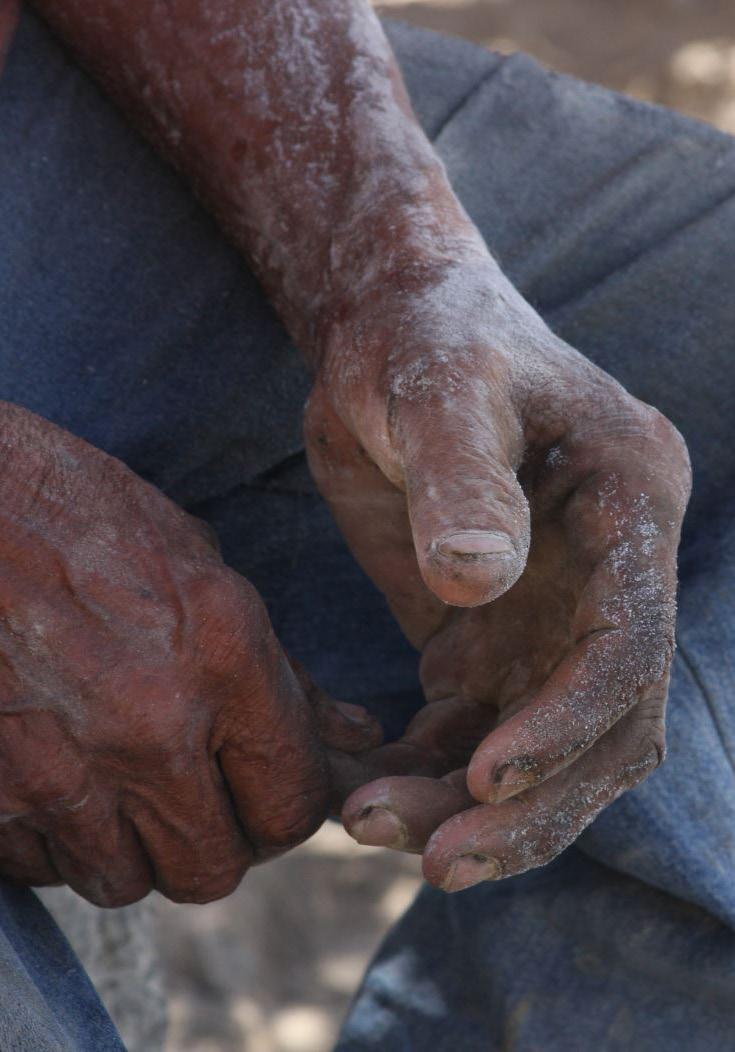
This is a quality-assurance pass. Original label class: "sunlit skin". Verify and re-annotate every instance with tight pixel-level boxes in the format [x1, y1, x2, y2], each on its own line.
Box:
[0, 403, 382, 905]
[0, 0, 691, 901]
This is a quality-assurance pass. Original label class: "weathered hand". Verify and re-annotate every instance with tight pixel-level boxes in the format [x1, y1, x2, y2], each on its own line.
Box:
[0, 403, 380, 906]
[306, 256, 691, 892]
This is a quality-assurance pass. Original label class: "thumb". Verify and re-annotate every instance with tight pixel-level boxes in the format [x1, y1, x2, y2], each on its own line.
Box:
[288, 656, 384, 754]
[395, 393, 530, 607]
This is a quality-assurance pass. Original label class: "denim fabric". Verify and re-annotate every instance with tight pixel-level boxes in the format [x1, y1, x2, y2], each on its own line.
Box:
[0, 884, 124, 1051]
[339, 26, 735, 1052]
[0, 9, 734, 1051]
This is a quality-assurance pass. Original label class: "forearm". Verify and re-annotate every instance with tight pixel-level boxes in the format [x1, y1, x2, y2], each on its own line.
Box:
[32, 0, 489, 363]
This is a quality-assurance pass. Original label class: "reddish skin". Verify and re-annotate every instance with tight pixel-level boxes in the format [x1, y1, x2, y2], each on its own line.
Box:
[0, 403, 380, 906]
[314, 267, 690, 889]
[22, 0, 692, 894]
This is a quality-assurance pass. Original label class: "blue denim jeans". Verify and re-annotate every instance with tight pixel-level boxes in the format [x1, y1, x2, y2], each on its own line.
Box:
[1, 10, 734, 1050]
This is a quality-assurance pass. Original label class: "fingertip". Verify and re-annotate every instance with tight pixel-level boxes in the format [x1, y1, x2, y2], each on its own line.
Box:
[341, 779, 393, 830]
[422, 808, 505, 891]
[435, 853, 503, 893]
[421, 820, 458, 889]
[343, 773, 472, 853]
[466, 753, 539, 804]
[334, 701, 383, 740]
[420, 539, 526, 607]
[346, 806, 407, 849]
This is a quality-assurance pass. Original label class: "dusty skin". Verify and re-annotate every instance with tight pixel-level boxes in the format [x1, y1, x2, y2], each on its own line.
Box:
[4, 0, 692, 900]
[0, 401, 381, 906]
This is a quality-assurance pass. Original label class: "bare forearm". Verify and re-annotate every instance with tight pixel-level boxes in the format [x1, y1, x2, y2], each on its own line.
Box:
[32, 0, 486, 361]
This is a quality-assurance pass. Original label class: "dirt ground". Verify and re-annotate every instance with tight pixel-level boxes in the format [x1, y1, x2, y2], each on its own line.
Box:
[158, 826, 422, 1052]
[377, 0, 735, 131]
[49, 5, 735, 1052]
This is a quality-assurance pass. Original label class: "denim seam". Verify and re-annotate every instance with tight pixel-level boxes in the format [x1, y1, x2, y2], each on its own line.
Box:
[676, 637, 735, 782]
[430, 56, 511, 143]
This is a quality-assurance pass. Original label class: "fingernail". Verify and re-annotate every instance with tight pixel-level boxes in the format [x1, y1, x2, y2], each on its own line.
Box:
[335, 701, 373, 725]
[491, 762, 538, 803]
[350, 807, 406, 849]
[437, 531, 514, 559]
[442, 853, 502, 892]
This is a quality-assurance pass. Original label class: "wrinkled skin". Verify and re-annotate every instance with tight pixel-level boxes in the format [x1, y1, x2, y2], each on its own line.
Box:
[0, 402, 381, 906]
[24, 0, 693, 895]
[307, 256, 692, 892]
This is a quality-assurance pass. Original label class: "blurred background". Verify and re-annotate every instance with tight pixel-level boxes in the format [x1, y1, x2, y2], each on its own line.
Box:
[43, 3, 735, 1052]
[377, 0, 735, 131]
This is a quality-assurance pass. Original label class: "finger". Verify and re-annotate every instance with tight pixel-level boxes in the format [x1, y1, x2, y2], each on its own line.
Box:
[424, 699, 666, 892]
[343, 770, 473, 853]
[130, 767, 252, 904]
[43, 796, 155, 907]
[288, 656, 384, 754]
[467, 634, 672, 806]
[318, 699, 385, 753]
[217, 620, 332, 859]
[195, 570, 335, 861]
[399, 697, 498, 769]
[185, 512, 223, 553]
[328, 739, 454, 811]
[467, 470, 679, 803]
[0, 822, 61, 887]
[394, 385, 530, 608]
[305, 380, 444, 647]
[334, 698, 493, 821]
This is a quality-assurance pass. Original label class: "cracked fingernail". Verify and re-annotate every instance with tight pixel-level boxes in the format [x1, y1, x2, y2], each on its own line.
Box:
[437, 531, 514, 560]
[350, 807, 406, 849]
[442, 853, 502, 892]
[490, 762, 539, 803]
[335, 701, 373, 725]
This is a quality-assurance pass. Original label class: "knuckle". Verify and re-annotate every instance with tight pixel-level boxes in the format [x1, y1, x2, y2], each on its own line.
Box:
[631, 399, 662, 429]
[162, 863, 247, 905]
[197, 567, 260, 625]
[621, 730, 666, 789]
[652, 627, 676, 673]
[650, 736, 667, 769]
[254, 784, 329, 856]
[640, 729, 667, 773]
[185, 514, 222, 554]
[26, 776, 88, 814]
[84, 879, 152, 909]
[648, 410, 693, 501]
[196, 570, 273, 672]
[1, 729, 86, 812]
[633, 403, 692, 496]
[627, 399, 666, 433]
[256, 817, 318, 857]
[626, 698, 667, 780]
[630, 616, 676, 685]
[650, 409, 691, 466]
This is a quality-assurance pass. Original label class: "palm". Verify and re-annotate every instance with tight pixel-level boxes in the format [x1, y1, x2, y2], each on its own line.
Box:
[306, 347, 690, 890]
[423, 526, 581, 717]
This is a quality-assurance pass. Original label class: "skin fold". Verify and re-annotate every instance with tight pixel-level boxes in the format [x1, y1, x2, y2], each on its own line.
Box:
[0, 403, 381, 905]
[10, 0, 692, 898]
